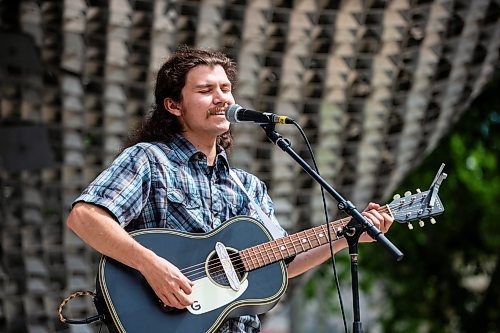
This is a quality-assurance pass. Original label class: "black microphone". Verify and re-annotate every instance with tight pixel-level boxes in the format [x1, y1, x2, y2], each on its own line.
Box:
[225, 104, 294, 124]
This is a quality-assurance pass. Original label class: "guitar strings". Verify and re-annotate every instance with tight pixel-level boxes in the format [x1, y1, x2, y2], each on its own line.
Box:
[184, 205, 383, 282]
[181, 218, 350, 282]
[181, 203, 403, 282]
[181, 214, 353, 281]
[192, 198, 430, 282]
[184, 219, 349, 282]
[194, 198, 430, 283]
[179, 203, 406, 282]
[180, 203, 403, 281]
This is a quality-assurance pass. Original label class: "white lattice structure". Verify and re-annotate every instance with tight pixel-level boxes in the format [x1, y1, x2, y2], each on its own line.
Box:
[0, 0, 499, 332]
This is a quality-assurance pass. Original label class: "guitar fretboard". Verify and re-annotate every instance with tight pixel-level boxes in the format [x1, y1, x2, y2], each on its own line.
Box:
[239, 217, 350, 271]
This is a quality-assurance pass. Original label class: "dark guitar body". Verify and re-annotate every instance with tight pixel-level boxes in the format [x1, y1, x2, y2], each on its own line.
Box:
[95, 216, 288, 333]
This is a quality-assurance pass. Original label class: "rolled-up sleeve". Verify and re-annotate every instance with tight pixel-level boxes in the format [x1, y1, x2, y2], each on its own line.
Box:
[73, 145, 152, 227]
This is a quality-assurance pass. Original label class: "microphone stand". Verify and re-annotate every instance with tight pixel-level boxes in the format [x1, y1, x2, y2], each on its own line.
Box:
[260, 123, 403, 333]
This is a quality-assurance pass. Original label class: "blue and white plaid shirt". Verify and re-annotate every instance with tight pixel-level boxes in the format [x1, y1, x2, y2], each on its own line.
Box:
[75, 134, 287, 333]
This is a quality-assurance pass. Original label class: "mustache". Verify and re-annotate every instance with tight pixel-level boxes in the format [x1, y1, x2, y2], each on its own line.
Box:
[208, 102, 230, 115]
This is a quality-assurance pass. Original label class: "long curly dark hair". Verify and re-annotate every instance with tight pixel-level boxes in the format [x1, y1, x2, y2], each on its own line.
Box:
[124, 46, 238, 150]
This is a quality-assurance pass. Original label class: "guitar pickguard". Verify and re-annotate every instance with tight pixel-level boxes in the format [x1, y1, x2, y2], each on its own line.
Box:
[188, 277, 249, 315]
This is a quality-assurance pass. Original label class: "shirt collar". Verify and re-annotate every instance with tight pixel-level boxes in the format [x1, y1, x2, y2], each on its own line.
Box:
[167, 134, 230, 170]
[215, 147, 230, 171]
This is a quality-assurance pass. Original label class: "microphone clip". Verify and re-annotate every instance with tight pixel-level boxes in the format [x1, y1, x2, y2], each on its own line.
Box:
[260, 122, 276, 134]
[260, 123, 292, 149]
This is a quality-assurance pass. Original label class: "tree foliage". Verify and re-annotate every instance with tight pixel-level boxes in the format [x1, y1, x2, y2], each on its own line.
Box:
[360, 73, 500, 332]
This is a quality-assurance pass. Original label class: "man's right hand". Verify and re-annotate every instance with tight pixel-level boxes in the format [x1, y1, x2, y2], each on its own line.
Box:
[67, 203, 194, 310]
[139, 253, 194, 309]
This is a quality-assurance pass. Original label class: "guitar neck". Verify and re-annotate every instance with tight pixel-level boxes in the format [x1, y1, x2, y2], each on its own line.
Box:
[239, 218, 347, 271]
[239, 204, 391, 271]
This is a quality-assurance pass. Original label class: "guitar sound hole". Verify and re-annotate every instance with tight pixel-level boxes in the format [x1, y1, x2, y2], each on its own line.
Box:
[207, 250, 246, 287]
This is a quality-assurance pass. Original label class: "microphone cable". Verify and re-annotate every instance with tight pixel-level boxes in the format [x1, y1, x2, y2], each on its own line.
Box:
[288, 119, 349, 333]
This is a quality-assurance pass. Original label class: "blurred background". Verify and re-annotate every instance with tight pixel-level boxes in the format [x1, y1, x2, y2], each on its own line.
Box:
[0, 0, 499, 332]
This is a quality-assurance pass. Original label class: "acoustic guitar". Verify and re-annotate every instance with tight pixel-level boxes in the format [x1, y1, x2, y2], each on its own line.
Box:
[94, 181, 445, 333]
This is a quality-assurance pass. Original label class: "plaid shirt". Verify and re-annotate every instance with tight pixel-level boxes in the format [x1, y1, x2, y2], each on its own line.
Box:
[75, 134, 287, 333]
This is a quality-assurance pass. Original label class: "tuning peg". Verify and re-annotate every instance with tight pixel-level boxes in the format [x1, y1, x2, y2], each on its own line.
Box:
[407, 222, 414, 230]
[430, 217, 437, 224]
[404, 191, 412, 196]
[393, 194, 401, 200]
[419, 220, 425, 227]
[416, 188, 421, 193]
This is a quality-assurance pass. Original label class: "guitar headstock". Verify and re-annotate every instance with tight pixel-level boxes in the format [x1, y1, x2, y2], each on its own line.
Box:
[389, 164, 447, 230]
[389, 189, 444, 229]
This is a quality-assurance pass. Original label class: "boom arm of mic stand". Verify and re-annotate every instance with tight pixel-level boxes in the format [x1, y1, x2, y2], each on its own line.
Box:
[260, 124, 404, 261]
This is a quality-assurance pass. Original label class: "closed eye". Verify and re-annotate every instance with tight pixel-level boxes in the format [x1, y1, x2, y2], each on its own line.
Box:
[196, 83, 232, 93]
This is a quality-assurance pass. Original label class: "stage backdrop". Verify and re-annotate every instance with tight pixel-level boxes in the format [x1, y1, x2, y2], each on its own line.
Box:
[0, 0, 499, 332]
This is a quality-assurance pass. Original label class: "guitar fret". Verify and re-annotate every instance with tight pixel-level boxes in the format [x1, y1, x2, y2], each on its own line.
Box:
[312, 227, 323, 246]
[292, 234, 302, 253]
[240, 251, 251, 271]
[321, 225, 329, 242]
[246, 250, 255, 271]
[263, 244, 272, 264]
[325, 224, 332, 240]
[298, 231, 310, 251]
[255, 246, 265, 267]
[274, 239, 286, 260]
[260, 245, 268, 266]
[290, 235, 299, 255]
[328, 224, 336, 239]
[270, 244, 279, 262]
[248, 248, 255, 270]
[283, 238, 293, 257]
[250, 247, 260, 269]
[313, 226, 325, 246]
[303, 230, 311, 247]
[297, 232, 305, 251]
[298, 231, 306, 249]
[291, 234, 298, 251]
[305, 230, 314, 248]
[260, 246, 267, 266]
[278, 237, 293, 258]
[262, 245, 270, 266]
[266, 243, 275, 262]
[276, 239, 285, 258]
[262, 244, 270, 264]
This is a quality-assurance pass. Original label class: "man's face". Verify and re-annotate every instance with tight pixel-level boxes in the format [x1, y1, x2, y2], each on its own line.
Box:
[172, 64, 235, 141]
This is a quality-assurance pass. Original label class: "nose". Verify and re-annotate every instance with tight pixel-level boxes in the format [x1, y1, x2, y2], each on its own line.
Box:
[213, 86, 233, 105]
[212, 87, 225, 104]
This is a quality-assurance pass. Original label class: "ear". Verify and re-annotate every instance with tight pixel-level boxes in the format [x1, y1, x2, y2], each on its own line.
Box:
[164, 98, 182, 117]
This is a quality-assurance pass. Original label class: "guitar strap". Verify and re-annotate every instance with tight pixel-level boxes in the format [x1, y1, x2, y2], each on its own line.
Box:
[229, 169, 284, 240]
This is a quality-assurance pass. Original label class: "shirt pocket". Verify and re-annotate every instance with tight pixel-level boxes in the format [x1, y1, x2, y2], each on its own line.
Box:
[165, 188, 208, 232]
[166, 188, 200, 209]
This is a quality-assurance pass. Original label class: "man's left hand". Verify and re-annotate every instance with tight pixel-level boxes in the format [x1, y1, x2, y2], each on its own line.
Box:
[359, 202, 394, 243]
